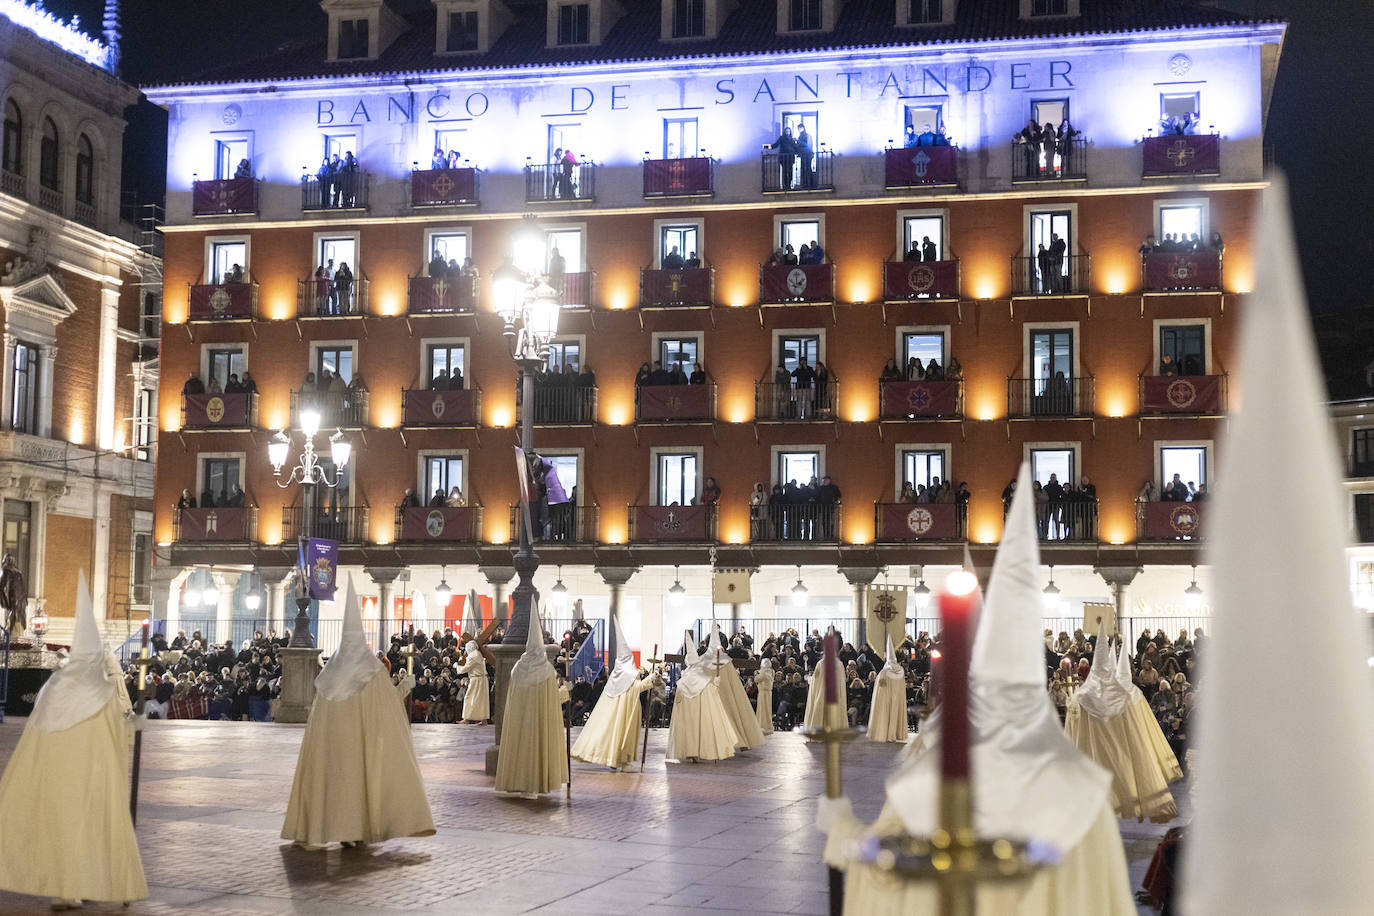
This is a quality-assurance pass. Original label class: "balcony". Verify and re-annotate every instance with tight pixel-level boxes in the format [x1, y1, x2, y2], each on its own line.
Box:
[401, 387, 480, 427]
[509, 504, 598, 544]
[755, 380, 837, 422]
[1024, 498, 1098, 542]
[760, 263, 834, 305]
[1, 168, 24, 199]
[1011, 135, 1087, 182]
[1007, 377, 1094, 418]
[1137, 499, 1205, 541]
[181, 392, 258, 430]
[551, 271, 594, 309]
[635, 384, 714, 423]
[37, 184, 62, 214]
[629, 505, 716, 542]
[301, 173, 370, 211]
[883, 259, 960, 301]
[408, 274, 477, 315]
[884, 145, 959, 189]
[1142, 249, 1222, 292]
[1350, 456, 1374, 479]
[74, 199, 97, 228]
[1142, 133, 1220, 178]
[518, 385, 596, 426]
[643, 156, 713, 198]
[282, 506, 369, 544]
[192, 177, 258, 216]
[289, 389, 368, 429]
[641, 267, 713, 309]
[410, 167, 479, 207]
[749, 502, 842, 542]
[1011, 253, 1090, 297]
[874, 502, 967, 541]
[525, 160, 595, 203]
[762, 149, 833, 193]
[175, 507, 257, 542]
[394, 505, 480, 543]
[1139, 374, 1227, 415]
[297, 275, 368, 317]
[878, 380, 963, 420]
[187, 282, 258, 321]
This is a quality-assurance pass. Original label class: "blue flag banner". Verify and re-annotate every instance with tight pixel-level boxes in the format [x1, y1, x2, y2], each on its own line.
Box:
[568, 619, 605, 686]
[304, 537, 339, 601]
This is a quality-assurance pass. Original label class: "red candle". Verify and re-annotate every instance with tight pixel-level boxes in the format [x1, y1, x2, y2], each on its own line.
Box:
[938, 572, 979, 781]
[823, 632, 839, 705]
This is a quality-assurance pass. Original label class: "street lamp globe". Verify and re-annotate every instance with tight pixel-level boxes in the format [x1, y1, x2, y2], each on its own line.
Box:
[300, 409, 321, 439]
[203, 587, 220, 607]
[791, 566, 809, 607]
[245, 592, 262, 612]
[668, 565, 686, 608]
[492, 259, 525, 326]
[183, 586, 202, 608]
[329, 430, 352, 468]
[551, 566, 569, 611]
[268, 431, 290, 472]
[1184, 565, 1203, 609]
[527, 280, 561, 346]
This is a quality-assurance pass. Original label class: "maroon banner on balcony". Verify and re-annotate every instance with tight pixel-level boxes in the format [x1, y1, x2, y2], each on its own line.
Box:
[403, 388, 475, 425]
[639, 385, 711, 421]
[188, 283, 253, 320]
[179, 508, 248, 541]
[185, 393, 250, 427]
[884, 259, 959, 299]
[881, 380, 960, 418]
[411, 168, 476, 205]
[643, 157, 712, 195]
[760, 264, 832, 302]
[400, 507, 476, 541]
[634, 505, 709, 540]
[1143, 134, 1220, 174]
[552, 271, 591, 307]
[877, 503, 958, 540]
[408, 276, 476, 313]
[1143, 250, 1222, 290]
[1142, 375, 1221, 413]
[885, 146, 958, 186]
[1145, 501, 1205, 539]
[642, 268, 711, 306]
[192, 177, 256, 214]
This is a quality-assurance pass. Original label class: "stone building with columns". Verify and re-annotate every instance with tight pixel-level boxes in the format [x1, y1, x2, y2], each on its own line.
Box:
[0, 2, 160, 636]
[142, 0, 1288, 655]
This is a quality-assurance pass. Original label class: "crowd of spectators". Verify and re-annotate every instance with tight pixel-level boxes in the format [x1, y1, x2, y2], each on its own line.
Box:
[1139, 473, 1208, 504]
[634, 360, 707, 388]
[767, 356, 832, 419]
[1139, 232, 1225, 258]
[903, 122, 952, 148]
[298, 367, 368, 419]
[660, 246, 702, 270]
[182, 370, 258, 398]
[765, 241, 827, 266]
[765, 124, 819, 190]
[747, 475, 843, 541]
[128, 629, 286, 722]
[311, 259, 355, 315]
[386, 624, 499, 723]
[427, 249, 479, 285]
[1002, 474, 1099, 540]
[897, 477, 969, 506]
[1014, 118, 1082, 178]
[314, 151, 362, 208]
[880, 356, 961, 382]
[428, 148, 464, 170]
[526, 362, 596, 423]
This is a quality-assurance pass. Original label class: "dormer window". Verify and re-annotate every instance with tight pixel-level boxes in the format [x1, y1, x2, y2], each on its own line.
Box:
[901, 0, 954, 26]
[789, 0, 821, 31]
[661, 0, 733, 41]
[546, 0, 622, 48]
[338, 18, 370, 58]
[1020, 0, 1077, 19]
[672, 0, 704, 37]
[434, 1, 513, 54]
[448, 10, 478, 50]
[557, 3, 590, 45]
[322, 0, 406, 62]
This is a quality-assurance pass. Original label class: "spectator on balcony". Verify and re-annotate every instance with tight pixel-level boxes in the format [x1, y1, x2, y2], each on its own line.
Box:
[1048, 233, 1067, 292]
[1014, 119, 1041, 175]
[227, 263, 245, 284]
[177, 489, 196, 509]
[224, 373, 244, 394]
[702, 477, 721, 507]
[347, 372, 368, 410]
[1160, 112, 1198, 136]
[634, 362, 651, 394]
[450, 365, 465, 390]
[200, 485, 216, 508]
[430, 148, 447, 170]
[921, 235, 937, 262]
[913, 484, 929, 504]
[903, 241, 921, 262]
[428, 488, 446, 508]
[899, 481, 916, 503]
[316, 156, 333, 207]
[686, 251, 701, 268]
[792, 356, 816, 419]
[814, 360, 831, 413]
[879, 359, 901, 382]
[768, 126, 798, 189]
[430, 368, 450, 389]
[333, 261, 354, 314]
[645, 361, 669, 386]
[1209, 231, 1225, 254]
[818, 475, 841, 538]
[947, 357, 963, 380]
[401, 488, 420, 508]
[206, 375, 223, 394]
[903, 125, 919, 148]
[547, 244, 566, 278]
[226, 484, 245, 507]
[446, 486, 465, 507]
[239, 371, 257, 394]
[183, 371, 205, 395]
[1035, 243, 1051, 293]
[688, 362, 706, 385]
[339, 152, 360, 208]
[669, 361, 688, 385]
[234, 158, 252, 178]
[1159, 353, 1178, 376]
[925, 358, 944, 381]
[807, 240, 826, 264]
[662, 246, 685, 270]
[1057, 120, 1079, 172]
[905, 356, 925, 381]
[428, 249, 446, 278]
[796, 125, 815, 188]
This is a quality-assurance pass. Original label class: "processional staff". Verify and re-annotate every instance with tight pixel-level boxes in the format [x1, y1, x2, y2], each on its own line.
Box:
[640, 643, 660, 773]
[129, 620, 153, 826]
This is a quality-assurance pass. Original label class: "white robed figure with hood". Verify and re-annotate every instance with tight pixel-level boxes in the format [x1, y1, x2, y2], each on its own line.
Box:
[818, 464, 1135, 914]
[0, 571, 147, 908]
[1115, 629, 1183, 782]
[666, 629, 740, 763]
[282, 576, 435, 846]
[754, 657, 775, 734]
[1064, 623, 1179, 822]
[706, 624, 766, 750]
[494, 600, 567, 795]
[802, 635, 846, 730]
[865, 634, 908, 743]
[571, 615, 651, 769]
[458, 636, 490, 723]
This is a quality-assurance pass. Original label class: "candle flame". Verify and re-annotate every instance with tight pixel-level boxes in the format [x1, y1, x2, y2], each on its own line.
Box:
[945, 571, 979, 597]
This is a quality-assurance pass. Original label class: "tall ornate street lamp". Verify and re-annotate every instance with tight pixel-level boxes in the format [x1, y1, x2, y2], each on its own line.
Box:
[485, 215, 561, 773]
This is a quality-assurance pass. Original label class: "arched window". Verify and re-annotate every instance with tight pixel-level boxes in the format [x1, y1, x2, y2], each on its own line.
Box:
[75, 133, 93, 203]
[39, 116, 58, 190]
[2, 100, 20, 176]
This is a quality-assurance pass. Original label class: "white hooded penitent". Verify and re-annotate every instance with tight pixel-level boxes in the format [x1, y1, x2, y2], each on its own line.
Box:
[314, 575, 382, 701]
[1073, 623, 1132, 720]
[510, 598, 554, 688]
[29, 569, 115, 733]
[602, 613, 638, 698]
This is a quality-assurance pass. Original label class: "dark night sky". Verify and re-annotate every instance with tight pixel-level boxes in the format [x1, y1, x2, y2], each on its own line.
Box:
[35, 0, 1374, 317]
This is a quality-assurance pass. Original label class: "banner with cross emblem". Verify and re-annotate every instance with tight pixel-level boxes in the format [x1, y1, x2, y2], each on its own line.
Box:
[865, 584, 909, 653]
[712, 568, 751, 605]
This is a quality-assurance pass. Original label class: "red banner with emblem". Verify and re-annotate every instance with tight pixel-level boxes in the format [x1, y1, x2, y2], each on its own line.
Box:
[408, 276, 477, 314]
[184, 393, 251, 428]
[877, 503, 959, 540]
[880, 380, 961, 418]
[179, 508, 248, 541]
[633, 505, 709, 541]
[642, 268, 711, 306]
[760, 264, 832, 302]
[411, 168, 477, 205]
[1142, 134, 1220, 175]
[643, 157, 712, 196]
[192, 177, 256, 215]
[1141, 375, 1221, 413]
[1143, 250, 1222, 290]
[884, 260, 959, 299]
[403, 389, 476, 425]
[399, 507, 476, 541]
[188, 284, 254, 320]
[638, 385, 711, 420]
[1144, 502, 1205, 539]
[885, 146, 958, 186]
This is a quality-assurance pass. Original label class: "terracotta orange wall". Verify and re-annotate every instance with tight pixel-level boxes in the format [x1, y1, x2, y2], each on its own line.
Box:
[44, 515, 94, 618]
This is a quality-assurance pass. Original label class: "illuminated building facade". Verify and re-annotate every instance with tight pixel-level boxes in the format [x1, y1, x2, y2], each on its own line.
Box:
[144, 0, 1286, 651]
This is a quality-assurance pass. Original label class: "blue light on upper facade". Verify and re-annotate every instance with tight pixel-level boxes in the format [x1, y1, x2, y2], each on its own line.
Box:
[0, 0, 114, 71]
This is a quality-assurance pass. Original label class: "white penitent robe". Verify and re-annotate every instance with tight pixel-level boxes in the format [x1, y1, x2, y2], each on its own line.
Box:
[494, 671, 568, 795]
[715, 663, 766, 750]
[282, 667, 436, 845]
[666, 681, 740, 763]
[459, 650, 489, 721]
[1064, 698, 1178, 823]
[570, 675, 651, 769]
[754, 666, 775, 735]
[802, 657, 846, 729]
[866, 668, 908, 743]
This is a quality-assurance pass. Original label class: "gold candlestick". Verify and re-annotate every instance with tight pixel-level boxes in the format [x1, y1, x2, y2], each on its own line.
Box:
[803, 697, 861, 916]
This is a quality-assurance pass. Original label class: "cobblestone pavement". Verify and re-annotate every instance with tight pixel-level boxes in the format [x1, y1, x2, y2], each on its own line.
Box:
[0, 720, 1177, 914]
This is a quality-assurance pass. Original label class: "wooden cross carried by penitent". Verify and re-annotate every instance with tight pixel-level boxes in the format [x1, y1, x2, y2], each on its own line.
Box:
[129, 620, 155, 825]
[639, 643, 661, 773]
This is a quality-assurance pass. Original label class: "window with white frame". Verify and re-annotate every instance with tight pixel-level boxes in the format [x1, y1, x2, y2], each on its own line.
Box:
[314, 345, 355, 384]
[316, 233, 357, 274]
[655, 219, 703, 266]
[426, 230, 469, 274]
[656, 451, 699, 505]
[900, 330, 946, 369]
[654, 334, 700, 372]
[208, 240, 247, 284]
[423, 454, 465, 499]
[1158, 323, 1207, 376]
[1161, 92, 1201, 123]
[904, 104, 943, 136]
[546, 338, 581, 372]
[435, 128, 466, 159]
[200, 456, 241, 504]
[901, 448, 947, 493]
[9, 341, 39, 434]
[778, 216, 822, 253]
[543, 453, 581, 503]
[323, 132, 357, 162]
[1159, 444, 1209, 496]
[545, 227, 584, 273]
[664, 117, 699, 159]
[1029, 447, 1075, 489]
[133, 387, 154, 461]
[1157, 200, 1208, 245]
[901, 214, 946, 261]
[205, 346, 246, 389]
[426, 342, 467, 387]
[775, 448, 821, 486]
[214, 137, 248, 180]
